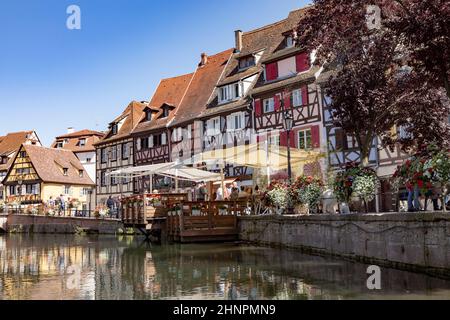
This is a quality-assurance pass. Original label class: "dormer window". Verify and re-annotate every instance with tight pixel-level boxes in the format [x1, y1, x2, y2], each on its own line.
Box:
[145, 110, 152, 121]
[56, 141, 63, 148]
[286, 35, 294, 48]
[79, 170, 84, 178]
[239, 56, 255, 70]
[158, 104, 175, 119]
[63, 168, 68, 176]
[219, 83, 241, 104]
[111, 124, 118, 135]
[78, 138, 86, 147]
[162, 107, 170, 118]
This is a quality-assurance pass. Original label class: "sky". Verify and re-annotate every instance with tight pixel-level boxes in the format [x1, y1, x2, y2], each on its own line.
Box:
[0, 0, 310, 145]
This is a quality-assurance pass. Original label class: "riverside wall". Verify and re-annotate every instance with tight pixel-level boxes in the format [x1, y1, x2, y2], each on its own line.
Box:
[238, 212, 450, 279]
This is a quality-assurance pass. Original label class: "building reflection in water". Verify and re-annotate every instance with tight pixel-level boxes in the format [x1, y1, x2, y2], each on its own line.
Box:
[0, 234, 449, 300]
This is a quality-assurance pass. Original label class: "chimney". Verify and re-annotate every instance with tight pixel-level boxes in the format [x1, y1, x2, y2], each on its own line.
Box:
[67, 127, 75, 134]
[235, 30, 243, 53]
[200, 53, 208, 66]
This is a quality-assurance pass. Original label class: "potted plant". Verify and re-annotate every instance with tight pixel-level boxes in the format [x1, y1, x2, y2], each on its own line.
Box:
[218, 205, 228, 216]
[293, 176, 324, 215]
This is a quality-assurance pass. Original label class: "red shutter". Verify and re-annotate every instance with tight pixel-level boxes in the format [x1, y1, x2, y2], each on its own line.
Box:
[296, 53, 310, 73]
[311, 125, 320, 148]
[266, 62, 278, 81]
[274, 95, 281, 111]
[254, 99, 262, 116]
[284, 93, 292, 109]
[302, 86, 309, 106]
[280, 131, 288, 147]
[292, 128, 299, 148]
[289, 130, 296, 148]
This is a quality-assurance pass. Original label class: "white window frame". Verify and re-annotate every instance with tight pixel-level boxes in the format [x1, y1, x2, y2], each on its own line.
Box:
[292, 89, 303, 107]
[269, 135, 280, 146]
[219, 83, 241, 104]
[298, 129, 312, 150]
[263, 98, 275, 113]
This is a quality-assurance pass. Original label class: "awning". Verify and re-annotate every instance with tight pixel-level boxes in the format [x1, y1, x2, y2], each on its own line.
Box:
[184, 142, 322, 171]
[107, 162, 221, 183]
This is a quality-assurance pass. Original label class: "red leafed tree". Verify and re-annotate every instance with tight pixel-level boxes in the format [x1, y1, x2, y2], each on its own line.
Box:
[296, 0, 450, 166]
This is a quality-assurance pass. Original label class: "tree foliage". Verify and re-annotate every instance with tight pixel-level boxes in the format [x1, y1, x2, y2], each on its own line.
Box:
[297, 0, 450, 165]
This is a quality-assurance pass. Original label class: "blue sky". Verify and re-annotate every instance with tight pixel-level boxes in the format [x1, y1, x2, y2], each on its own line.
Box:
[0, 0, 310, 145]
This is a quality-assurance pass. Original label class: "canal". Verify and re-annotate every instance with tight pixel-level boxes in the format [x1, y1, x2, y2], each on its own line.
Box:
[0, 234, 449, 300]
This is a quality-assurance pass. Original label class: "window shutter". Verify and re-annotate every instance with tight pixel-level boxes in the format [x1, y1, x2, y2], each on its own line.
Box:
[254, 99, 262, 116]
[265, 62, 278, 81]
[284, 93, 292, 109]
[296, 53, 310, 73]
[280, 131, 288, 147]
[226, 115, 233, 131]
[302, 86, 309, 106]
[274, 95, 281, 111]
[311, 125, 320, 148]
[162, 133, 167, 145]
[289, 130, 296, 148]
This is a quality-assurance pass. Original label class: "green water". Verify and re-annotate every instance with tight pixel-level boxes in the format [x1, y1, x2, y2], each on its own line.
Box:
[0, 234, 449, 300]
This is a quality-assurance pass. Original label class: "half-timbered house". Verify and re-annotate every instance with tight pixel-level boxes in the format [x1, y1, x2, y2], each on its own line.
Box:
[3, 145, 94, 209]
[169, 49, 234, 167]
[249, 9, 327, 179]
[0, 131, 41, 202]
[198, 31, 262, 182]
[94, 101, 147, 205]
[131, 73, 194, 192]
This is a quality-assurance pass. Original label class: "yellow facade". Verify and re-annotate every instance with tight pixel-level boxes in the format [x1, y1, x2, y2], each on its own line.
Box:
[41, 183, 92, 209]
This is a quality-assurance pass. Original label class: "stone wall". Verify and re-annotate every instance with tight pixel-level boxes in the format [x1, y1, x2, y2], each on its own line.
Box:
[6, 214, 123, 235]
[238, 213, 450, 279]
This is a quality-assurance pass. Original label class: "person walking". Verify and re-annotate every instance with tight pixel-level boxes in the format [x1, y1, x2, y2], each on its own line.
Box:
[59, 194, 66, 216]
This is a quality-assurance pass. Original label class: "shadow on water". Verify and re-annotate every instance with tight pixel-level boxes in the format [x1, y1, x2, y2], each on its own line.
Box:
[0, 234, 449, 300]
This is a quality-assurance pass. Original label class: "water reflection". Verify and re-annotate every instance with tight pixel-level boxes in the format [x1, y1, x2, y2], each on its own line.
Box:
[0, 234, 449, 300]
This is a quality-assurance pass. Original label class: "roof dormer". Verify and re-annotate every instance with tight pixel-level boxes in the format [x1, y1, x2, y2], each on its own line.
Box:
[158, 103, 175, 119]
[143, 106, 159, 122]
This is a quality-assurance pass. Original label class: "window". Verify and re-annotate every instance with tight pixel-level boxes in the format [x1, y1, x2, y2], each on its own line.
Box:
[26, 184, 33, 194]
[110, 146, 117, 161]
[101, 148, 107, 163]
[207, 117, 221, 136]
[292, 89, 303, 107]
[298, 129, 312, 150]
[20, 151, 27, 158]
[86, 158, 92, 163]
[100, 171, 106, 186]
[142, 137, 149, 149]
[122, 143, 129, 159]
[111, 175, 117, 186]
[78, 139, 86, 147]
[263, 98, 275, 113]
[16, 168, 31, 175]
[227, 113, 245, 131]
[111, 124, 118, 135]
[122, 175, 129, 185]
[286, 35, 294, 48]
[64, 185, 71, 195]
[79, 170, 84, 178]
[63, 168, 68, 176]
[219, 83, 241, 103]
[145, 110, 152, 121]
[269, 135, 280, 146]
[9, 185, 16, 195]
[239, 56, 255, 70]
[162, 107, 170, 118]
[56, 141, 64, 148]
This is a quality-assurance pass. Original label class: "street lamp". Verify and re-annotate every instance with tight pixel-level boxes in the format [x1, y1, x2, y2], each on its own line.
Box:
[282, 108, 294, 215]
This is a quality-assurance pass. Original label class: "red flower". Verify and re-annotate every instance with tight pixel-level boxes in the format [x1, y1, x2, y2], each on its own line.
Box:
[417, 180, 424, 188]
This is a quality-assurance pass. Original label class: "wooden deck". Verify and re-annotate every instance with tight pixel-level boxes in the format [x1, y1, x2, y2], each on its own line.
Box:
[167, 201, 246, 243]
[121, 195, 248, 243]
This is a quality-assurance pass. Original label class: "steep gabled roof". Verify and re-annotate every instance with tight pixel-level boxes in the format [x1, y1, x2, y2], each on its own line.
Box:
[96, 101, 147, 145]
[51, 129, 105, 153]
[20, 145, 95, 186]
[170, 49, 234, 127]
[132, 73, 194, 135]
[0, 131, 40, 172]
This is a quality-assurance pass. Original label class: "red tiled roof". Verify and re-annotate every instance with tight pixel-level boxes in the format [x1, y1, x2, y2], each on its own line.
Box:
[51, 129, 105, 153]
[21, 145, 95, 186]
[0, 131, 40, 172]
[95, 101, 147, 145]
[132, 73, 194, 134]
[170, 49, 234, 127]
